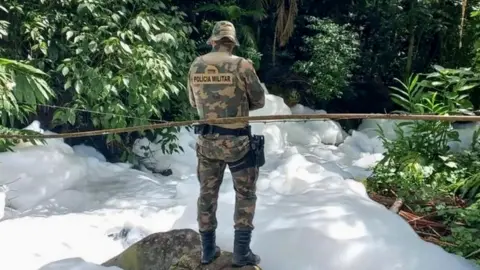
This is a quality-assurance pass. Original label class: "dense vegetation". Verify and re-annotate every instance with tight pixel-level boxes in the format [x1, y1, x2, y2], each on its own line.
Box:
[1, 0, 480, 265]
[369, 66, 480, 264]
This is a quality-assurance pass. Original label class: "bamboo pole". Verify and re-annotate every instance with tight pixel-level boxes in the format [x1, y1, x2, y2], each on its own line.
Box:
[1, 113, 479, 140]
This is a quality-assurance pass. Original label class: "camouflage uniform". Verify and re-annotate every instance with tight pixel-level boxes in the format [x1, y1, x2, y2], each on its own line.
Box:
[187, 21, 265, 267]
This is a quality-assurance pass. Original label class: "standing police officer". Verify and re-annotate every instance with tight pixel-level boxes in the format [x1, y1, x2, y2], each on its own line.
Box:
[187, 21, 266, 267]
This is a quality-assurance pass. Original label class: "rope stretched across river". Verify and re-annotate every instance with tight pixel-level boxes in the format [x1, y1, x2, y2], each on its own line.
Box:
[1, 113, 479, 140]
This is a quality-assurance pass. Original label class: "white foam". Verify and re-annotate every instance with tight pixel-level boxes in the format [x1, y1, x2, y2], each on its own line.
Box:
[0, 93, 477, 270]
[0, 189, 5, 220]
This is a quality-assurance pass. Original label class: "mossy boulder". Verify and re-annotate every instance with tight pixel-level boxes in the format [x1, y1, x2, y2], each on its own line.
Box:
[102, 228, 262, 270]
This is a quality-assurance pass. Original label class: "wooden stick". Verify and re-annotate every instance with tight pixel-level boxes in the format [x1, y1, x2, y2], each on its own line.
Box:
[389, 198, 404, 213]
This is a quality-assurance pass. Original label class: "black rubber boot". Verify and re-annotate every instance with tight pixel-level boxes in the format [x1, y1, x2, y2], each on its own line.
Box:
[200, 231, 221, 264]
[232, 229, 261, 267]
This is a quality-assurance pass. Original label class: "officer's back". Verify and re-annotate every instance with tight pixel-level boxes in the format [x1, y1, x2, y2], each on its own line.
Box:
[187, 21, 265, 162]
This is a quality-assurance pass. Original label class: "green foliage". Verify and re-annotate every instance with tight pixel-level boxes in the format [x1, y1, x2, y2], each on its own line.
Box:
[450, 141, 480, 200]
[0, 58, 54, 152]
[3, 0, 196, 156]
[292, 16, 360, 101]
[3, 0, 477, 155]
[439, 200, 480, 264]
[0, 6, 54, 152]
[0, 58, 55, 126]
[194, 1, 264, 68]
[391, 66, 479, 115]
[198, 20, 262, 68]
[0, 5, 7, 40]
[374, 66, 480, 200]
[0, 126, 46, 152]
[471, 10, 480, 71]
[369, 67, 480, 264]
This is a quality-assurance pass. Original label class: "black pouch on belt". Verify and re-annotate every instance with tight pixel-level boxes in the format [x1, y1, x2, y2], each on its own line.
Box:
[250, 134, 265, 168]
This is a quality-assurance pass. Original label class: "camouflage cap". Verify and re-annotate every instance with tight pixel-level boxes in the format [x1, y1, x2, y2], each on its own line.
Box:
[207, 21, 240, 46]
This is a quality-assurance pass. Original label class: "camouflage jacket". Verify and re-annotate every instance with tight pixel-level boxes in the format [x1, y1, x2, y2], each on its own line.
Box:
[187, 51, 265, 161]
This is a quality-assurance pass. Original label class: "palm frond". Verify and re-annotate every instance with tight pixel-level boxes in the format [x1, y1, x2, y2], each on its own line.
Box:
[195, 4, 265, 22]
[242, 0, 271, 10]
[195, 4, 239, 19]
[238, 24, 257, 48]
[241, 9, 267, 21]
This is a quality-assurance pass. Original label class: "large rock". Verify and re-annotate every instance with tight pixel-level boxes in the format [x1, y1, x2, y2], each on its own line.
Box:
[102, 229, 261, 270]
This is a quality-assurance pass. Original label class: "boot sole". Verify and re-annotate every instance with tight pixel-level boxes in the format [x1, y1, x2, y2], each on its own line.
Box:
[231, 264, 261, 269]
[200, 247, 221, 265]
[231, 259, 261, 268]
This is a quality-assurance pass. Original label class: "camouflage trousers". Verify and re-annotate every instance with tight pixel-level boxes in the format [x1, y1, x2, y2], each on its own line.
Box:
[195, 136, 259, 232]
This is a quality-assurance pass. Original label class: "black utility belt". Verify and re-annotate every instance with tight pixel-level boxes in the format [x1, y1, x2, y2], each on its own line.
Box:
[194, 124, 266, 171]
[193, 124, 251, 136]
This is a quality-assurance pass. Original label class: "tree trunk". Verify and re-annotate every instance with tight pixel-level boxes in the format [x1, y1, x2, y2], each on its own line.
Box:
[459, 0, 468, 48]
[405, 0, 416, 79]
[405, 29, 415, 78]
[272, 30, 277, 66]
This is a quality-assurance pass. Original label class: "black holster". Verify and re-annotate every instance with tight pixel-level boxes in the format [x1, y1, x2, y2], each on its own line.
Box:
[194, 124, 265, 172]
[249, 134, 265, 168]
